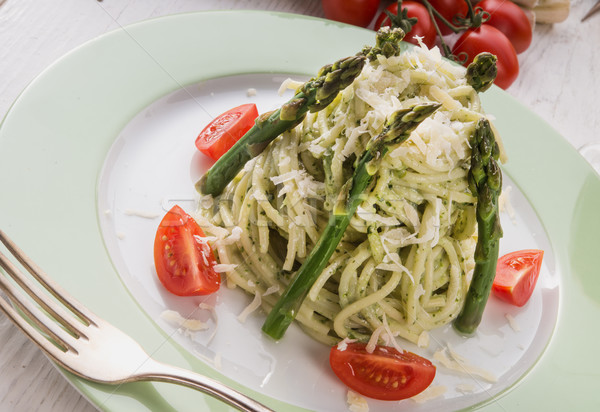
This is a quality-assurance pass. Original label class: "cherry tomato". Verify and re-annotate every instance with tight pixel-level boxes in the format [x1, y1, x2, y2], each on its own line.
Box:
[476, 0, 532, 54]
[374, 1, 437, 48]
[195, 103, 258, 161]
[492, 249, 544, 307]
[329, 342, 436, 400]
[452, 25, 519, 89]
[425, 0, 469, 36]
[321, 0, 381, 28]
[154, 205, 220, 296]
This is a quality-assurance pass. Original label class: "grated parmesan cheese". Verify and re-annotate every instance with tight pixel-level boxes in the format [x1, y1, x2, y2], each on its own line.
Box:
[235, 284, 281, 323]
[263, 284, 280, 296]
[456, 383, 476, 393]
[193, 234, 218, 244]
[237, 292, 262, 323]
[357, 205, 399, 226]
[213, 352, 223, 370]
[199, 302, 219, 344]
[429, 85, 462, 112]
[417, 331, 430, 348]
[213, 263, 238, 273]
[498, 185, 517, 224]
[505, 313, 520, 332]
[410, 385, 447, 403]
[381, 314, 405, 353]
[375, 246, 414, 283]
[336, 337, 357, 351]
[216, 226, 242, 247]
[366, 326, 386, 353]
[124, 208, 160, 219]
[270, 169, 324, 198]
[160, 310, 209, 332]
[434, 345, 497, 383]
[277, 78, 304, 96]
[347, 391, 369, 412]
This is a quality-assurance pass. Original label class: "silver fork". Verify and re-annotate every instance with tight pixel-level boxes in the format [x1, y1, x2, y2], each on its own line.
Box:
[0, 229, 273, 412]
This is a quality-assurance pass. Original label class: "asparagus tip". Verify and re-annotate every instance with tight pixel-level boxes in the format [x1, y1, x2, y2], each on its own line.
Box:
[467, 53, 498, 93]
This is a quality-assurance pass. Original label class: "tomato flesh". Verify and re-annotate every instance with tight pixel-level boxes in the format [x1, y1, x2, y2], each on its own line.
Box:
[329, 342, 435, 400]
[195, 103, 258, 161]
[374, 1, 437, 48]
[492, 249, 544, 307]
[154, 205, 220, 296]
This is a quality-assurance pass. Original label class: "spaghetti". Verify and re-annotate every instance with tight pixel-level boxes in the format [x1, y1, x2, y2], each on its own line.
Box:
[196, 41, 498, 346]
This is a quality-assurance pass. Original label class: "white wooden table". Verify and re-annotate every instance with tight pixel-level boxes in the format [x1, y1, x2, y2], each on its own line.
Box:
[1, 0, 598, 410]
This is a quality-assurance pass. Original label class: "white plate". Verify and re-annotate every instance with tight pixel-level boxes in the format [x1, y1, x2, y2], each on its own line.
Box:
[97, 72, 557, 411]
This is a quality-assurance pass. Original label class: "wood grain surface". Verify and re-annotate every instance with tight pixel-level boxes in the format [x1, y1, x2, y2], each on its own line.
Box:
[1, 0, 598, 411]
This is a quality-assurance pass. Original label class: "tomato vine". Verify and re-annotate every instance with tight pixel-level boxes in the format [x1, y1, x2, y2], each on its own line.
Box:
[372, 0, 531, 88]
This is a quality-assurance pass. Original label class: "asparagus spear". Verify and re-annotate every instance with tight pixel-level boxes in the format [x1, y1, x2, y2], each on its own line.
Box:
[466, 53, 498, 93]
[262, 103, 441, 340]
[363, 26, 406, 60]
[453, 117, 503, 335]
[195, 54, 366, 196]
[196, 27, 407, 197]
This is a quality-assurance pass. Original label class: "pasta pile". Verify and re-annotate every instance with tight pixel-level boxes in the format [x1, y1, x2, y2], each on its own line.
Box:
[197, 41, 490, 346]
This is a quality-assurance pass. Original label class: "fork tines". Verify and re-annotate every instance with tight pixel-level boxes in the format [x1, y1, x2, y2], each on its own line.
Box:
[0, 229, 95, 354]
[0, 229, 275, 412]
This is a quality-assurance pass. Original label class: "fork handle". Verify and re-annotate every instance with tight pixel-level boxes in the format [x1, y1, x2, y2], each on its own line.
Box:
[138, 360, 274, 412]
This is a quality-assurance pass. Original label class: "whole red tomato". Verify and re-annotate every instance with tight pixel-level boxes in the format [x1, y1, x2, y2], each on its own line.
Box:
[374, 1, 437, 48]
[425, 0, 469, 35]
[476, 0, 532, 54]
[321, 0, 381, 28]
[452, 24, 519, 89]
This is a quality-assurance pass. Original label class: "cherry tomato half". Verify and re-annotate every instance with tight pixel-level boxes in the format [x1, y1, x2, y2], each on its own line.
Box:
[154, 205, 220, 296]
[375, 1, 437, 48]
[477, 0, 533, 54]
[425, 0, 469, 36]
[329, 342, 436, 400]
[321, 0, 381, 28]
[492, 249, 544, 307]
[452, 25, 519, 89]
[195, 103, 258, 161]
